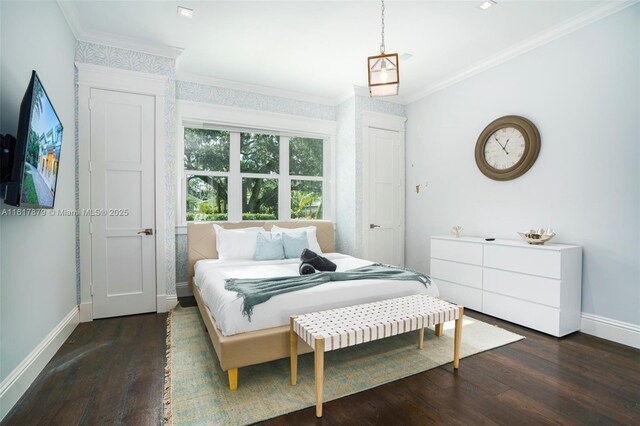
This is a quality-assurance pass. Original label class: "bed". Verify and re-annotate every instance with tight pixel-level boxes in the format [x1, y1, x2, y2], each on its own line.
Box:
[187, 220, 438, 390]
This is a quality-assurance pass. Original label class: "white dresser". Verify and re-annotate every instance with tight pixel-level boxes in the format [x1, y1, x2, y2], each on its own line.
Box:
[430, 236, 582, 337]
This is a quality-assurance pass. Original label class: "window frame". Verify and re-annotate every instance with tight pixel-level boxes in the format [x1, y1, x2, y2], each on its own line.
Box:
[177, 101, 336, 226]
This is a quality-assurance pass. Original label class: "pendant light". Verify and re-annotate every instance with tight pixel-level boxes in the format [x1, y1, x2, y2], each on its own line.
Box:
[368, 0, 399, 97]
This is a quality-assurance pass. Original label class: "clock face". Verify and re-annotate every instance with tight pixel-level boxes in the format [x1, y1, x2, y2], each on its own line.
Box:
[483, 127, 526, 170]
[475, 115, 540, 181]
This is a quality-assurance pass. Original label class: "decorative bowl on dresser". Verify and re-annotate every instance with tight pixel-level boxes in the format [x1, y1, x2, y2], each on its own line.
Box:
[430, 236, 582, 337]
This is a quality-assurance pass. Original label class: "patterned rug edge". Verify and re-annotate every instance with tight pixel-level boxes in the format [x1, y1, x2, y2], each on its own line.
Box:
[164, 309, 174, 426]
[257, 322, 525, 423]
[164, 307, 525, 424]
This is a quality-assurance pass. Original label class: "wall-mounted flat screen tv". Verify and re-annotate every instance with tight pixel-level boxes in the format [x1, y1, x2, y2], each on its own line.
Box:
[4, 71, 63, 208]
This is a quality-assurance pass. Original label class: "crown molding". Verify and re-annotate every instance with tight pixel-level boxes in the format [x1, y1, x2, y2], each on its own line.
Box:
[177, 72, 338, 107]
[57, 1, 184, 59]
[404, 0, 639, 104]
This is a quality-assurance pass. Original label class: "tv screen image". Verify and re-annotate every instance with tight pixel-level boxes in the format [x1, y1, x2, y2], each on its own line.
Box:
[20, 73, 63, 208]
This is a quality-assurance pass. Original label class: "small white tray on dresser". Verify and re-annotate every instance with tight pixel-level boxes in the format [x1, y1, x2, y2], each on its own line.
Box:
[430, 236, 582, 337]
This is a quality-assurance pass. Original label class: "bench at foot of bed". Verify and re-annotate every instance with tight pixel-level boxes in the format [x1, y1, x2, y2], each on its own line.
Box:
[223, 323, 443, 392]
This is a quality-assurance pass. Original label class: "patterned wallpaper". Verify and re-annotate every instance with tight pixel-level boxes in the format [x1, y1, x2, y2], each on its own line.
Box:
[72, 52, 405, 289]
[176, 80, 336, 120]
[335, 97, 357, 255]
[176, 233, 188, 283]
[332, 94, 407, 257]
[75, 41, 177, 296]
[173, 80, 338, 286]
[173, 88, 406, 285]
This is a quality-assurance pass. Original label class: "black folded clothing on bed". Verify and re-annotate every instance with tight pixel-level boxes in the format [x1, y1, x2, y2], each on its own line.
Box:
[299, 263, 316, 275]
[299, 248, 337, 274]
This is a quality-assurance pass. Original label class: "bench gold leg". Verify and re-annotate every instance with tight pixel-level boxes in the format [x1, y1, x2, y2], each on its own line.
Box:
[418, 327, 424, 349]
[315, 338, 325, 418]
[290, 316, 298, 385]
[453, 307, 464, 369]
[435, 323, 444, 336]
[228, 368, 238, 391]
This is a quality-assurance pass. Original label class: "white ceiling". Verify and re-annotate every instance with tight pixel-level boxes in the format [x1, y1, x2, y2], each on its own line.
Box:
[59, 0, 612, 104]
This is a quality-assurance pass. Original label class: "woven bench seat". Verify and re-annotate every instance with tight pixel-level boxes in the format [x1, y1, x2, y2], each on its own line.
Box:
[290, 293, 464, 417]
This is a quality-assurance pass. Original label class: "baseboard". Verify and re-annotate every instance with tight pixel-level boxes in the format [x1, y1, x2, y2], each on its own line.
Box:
[176, 282, 191, 298]
[79, 301, 93, 323]
[166, 295, 178, 311]
[0, 306, 79, 421]
[581, 313, 640, 349]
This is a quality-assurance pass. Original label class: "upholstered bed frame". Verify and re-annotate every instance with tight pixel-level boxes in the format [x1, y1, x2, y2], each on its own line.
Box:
[187, 220, 335, 390]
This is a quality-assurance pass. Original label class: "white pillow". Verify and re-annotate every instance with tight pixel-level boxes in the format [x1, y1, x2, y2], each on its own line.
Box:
[270, 225, 323, 254]
[213, 224, 264, 260]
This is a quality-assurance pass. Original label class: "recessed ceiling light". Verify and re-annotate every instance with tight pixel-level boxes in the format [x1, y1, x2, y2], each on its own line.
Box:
[399, 53, 414, 61]
[480, 1, 497, 10]
[177, 6, 193, 19]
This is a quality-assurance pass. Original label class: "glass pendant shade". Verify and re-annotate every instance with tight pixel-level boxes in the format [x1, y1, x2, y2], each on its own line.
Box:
[368, 53, 399, 97]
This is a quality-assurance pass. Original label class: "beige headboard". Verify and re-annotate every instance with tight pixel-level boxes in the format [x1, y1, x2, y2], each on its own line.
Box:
[187, 220, 335, 287]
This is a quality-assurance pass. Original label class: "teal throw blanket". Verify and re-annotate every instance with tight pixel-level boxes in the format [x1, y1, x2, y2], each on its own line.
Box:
[224, 263, 431, 321]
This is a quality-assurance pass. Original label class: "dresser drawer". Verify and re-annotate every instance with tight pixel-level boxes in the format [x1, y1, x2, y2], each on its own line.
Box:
[484, 245, 561, 279]
[433, 279, 482, 312]
[483, 293, 561, 336]
[431, 259, 482, 289]
[484, 268, 561, 308]
[431, 239, 482, 266]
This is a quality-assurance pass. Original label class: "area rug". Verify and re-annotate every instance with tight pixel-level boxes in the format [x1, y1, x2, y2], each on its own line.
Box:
[164, 306, 523, 425]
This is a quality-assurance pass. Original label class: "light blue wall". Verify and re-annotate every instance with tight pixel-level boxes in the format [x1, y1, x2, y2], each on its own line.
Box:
[0, 1, 77, 380]
[405, 5, 640, 325]
[75, 41, 178, 296]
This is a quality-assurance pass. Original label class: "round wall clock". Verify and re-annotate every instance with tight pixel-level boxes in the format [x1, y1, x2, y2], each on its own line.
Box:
[475, 115, 540, 181]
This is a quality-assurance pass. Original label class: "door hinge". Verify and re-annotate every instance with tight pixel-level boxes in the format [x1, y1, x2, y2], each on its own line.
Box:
[88, 98, 92, 110]
[88, 161, 92, 173]
[90, 283, 94, 296]
[89, 222, 93, 234]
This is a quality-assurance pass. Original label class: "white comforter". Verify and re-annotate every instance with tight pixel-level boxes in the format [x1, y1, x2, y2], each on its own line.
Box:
[194, 253, 439, 336]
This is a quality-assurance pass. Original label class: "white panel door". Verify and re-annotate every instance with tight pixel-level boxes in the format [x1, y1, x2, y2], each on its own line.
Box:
[90, 88, 156, 318]
[365, 127, 403, 266]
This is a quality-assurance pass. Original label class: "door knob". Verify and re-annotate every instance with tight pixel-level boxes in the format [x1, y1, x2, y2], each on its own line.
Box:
[369, 224, 380, 229]
[137, 228, 153, 235]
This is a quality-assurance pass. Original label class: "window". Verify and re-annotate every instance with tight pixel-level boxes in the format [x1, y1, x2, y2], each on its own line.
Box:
[182, 128, 327, 222]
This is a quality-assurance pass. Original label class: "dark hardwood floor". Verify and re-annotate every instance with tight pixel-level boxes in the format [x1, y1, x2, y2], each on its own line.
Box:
[3, 312, 167, 426]
[4, 297, 639, 425]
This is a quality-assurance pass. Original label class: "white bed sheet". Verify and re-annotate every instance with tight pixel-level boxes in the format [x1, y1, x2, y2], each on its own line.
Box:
[194, 253, 439, 336]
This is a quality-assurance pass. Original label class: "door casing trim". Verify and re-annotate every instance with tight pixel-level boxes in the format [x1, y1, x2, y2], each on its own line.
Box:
[361, 111, 407, 265]
[77, 62, 169, 320]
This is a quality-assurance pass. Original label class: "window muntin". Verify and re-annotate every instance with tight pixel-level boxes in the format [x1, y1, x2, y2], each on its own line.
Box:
[183, 128, 326, 222]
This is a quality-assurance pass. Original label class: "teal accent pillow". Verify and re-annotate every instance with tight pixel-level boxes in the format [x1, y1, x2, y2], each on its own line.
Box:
[282, 232, 309, 259]
[254, 233, 285, 261]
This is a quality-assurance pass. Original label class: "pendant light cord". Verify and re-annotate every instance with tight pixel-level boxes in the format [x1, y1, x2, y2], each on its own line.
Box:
[380, 0, 386, 54]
